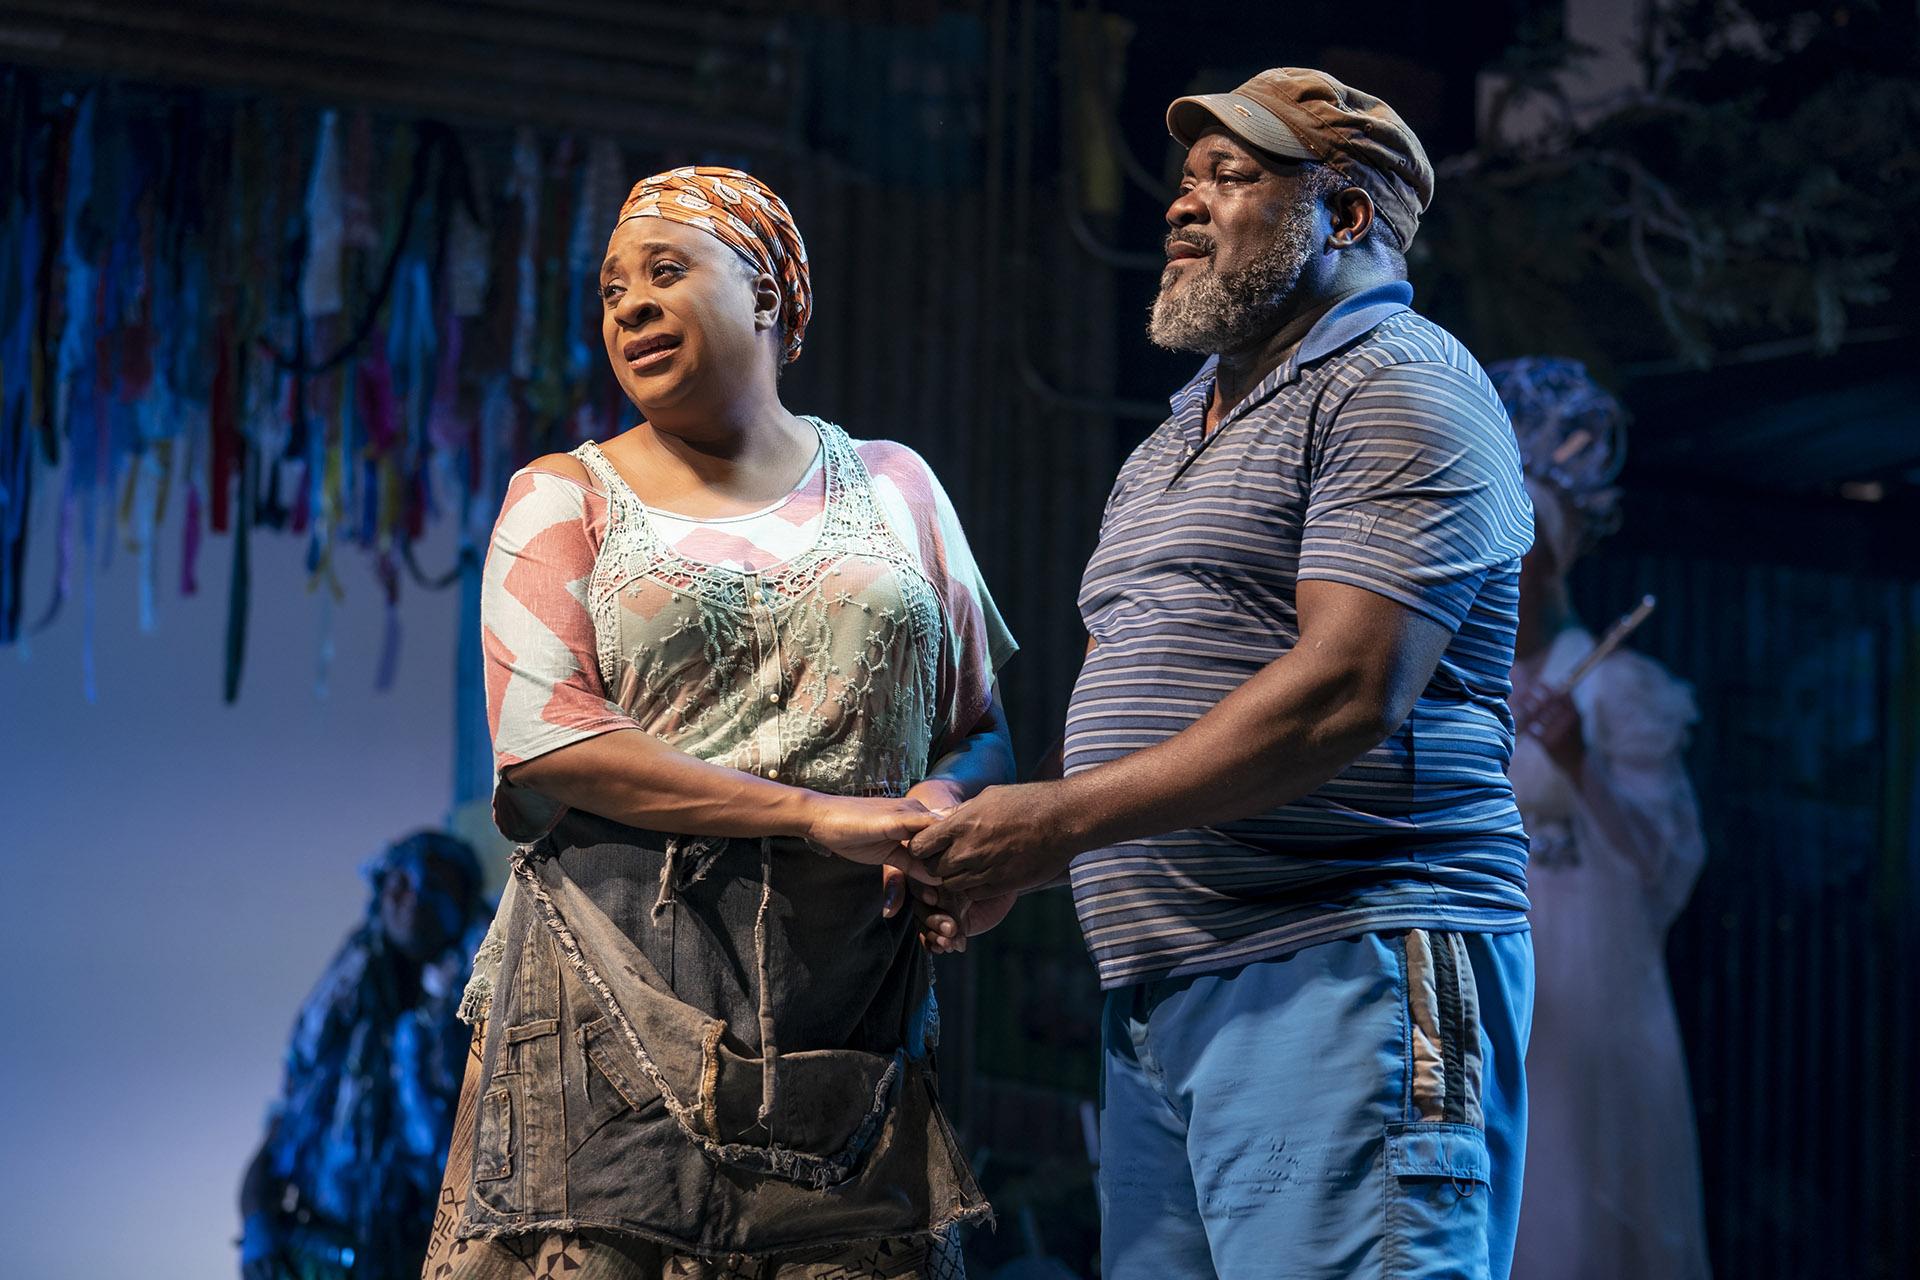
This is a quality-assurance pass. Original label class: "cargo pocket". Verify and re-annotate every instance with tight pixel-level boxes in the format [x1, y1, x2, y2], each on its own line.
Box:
[473, 1086, 513, 1182]
[1384, 1121, 1491, 1275]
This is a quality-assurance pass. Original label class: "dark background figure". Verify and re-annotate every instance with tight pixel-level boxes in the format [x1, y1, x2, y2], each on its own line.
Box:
[239, 832, 488, 1280]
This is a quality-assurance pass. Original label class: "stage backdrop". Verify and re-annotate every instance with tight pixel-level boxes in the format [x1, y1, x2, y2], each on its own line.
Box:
[0, 477, 465, 1274]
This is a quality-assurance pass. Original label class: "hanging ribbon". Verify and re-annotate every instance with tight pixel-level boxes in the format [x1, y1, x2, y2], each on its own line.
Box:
[0, 80, 44, 646]
[302, 110, 345, 320]
[0, 67, 649, 799]
[509, 129, 539, 383]
[224, 431, 252, 702]
[373, 546, 400, 691]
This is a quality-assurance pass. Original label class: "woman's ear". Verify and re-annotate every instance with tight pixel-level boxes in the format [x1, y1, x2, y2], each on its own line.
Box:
[754, 272, 782, 332]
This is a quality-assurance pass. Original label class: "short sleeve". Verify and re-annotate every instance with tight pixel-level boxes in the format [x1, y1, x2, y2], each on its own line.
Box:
[1581, 648, 1699, 767]
[1299, 362, 1533, 632]
[860, 441, 1019, 753]
[1574, 649, 1707, 923]
[482, 467, 637, 840]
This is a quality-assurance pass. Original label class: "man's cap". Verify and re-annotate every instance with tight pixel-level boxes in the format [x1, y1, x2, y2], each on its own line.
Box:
[1167, 67, 1434, 249]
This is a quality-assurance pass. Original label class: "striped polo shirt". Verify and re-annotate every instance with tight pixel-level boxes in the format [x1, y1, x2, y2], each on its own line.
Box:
[1065, 282, 1535, 989]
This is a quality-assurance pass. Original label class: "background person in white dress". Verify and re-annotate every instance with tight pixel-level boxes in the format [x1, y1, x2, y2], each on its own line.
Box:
[1492, 357, 1713, 1280]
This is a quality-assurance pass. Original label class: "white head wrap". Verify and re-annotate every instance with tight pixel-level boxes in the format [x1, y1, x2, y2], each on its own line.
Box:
[1489, 356, 1628, 568]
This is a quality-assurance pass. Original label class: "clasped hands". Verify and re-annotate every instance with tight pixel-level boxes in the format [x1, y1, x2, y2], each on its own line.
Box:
[804, 780, 1079, 954]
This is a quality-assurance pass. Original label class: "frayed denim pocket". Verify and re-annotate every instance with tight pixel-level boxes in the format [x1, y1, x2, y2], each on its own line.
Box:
[474, 1086, 513, 1182]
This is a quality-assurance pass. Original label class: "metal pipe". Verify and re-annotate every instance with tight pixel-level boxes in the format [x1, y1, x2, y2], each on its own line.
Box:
[1006, 0, 1164, 422]
[1057, 0, 1165, 273]
[1084, 0, 1173, 202]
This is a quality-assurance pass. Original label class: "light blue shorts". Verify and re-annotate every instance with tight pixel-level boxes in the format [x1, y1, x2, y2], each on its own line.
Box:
[1098, 929, 1533, 1280]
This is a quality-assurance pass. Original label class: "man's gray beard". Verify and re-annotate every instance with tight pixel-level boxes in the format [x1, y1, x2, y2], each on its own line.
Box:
[1147, 207, 1315, 355]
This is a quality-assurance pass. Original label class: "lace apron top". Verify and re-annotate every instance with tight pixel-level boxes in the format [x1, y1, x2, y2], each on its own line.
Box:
[457, 421, 1013, 1251]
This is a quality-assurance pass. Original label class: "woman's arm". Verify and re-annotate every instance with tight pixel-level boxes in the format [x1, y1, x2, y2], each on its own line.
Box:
[906, 687, 1017, 813]
[510, 732, 935, 871]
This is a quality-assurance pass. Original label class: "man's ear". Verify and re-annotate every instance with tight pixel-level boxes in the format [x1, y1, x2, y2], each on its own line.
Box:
[1327, 186, 1377, 250]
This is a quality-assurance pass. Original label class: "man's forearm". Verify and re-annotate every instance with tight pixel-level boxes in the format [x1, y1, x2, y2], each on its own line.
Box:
[1055, 649, 1399, 853]
[904, 651, 1396, 905]
[912, 583, 1452, 900]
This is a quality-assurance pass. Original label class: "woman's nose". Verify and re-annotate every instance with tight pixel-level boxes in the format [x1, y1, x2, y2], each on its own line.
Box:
[614, 290, 657, 326]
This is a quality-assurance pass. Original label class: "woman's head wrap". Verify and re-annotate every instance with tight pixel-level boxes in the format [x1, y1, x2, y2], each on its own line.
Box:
[1487, 356, 1628, 569]
[359, 829, 485, 934]
[617, 166, 812, 365]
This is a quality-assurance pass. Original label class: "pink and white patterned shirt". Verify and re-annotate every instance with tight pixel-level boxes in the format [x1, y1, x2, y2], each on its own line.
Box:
[480, 417, 1016, 842]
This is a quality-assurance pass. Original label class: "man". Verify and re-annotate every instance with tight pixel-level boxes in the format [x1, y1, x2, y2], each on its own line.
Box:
[239, 831, 489, 1280]
[914, 69, 1535, 1278]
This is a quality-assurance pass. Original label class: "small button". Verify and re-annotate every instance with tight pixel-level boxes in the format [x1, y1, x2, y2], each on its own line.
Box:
[765, 768, 780, 781]
[752, 590, 766, 604]
[767, 692, 780, 704]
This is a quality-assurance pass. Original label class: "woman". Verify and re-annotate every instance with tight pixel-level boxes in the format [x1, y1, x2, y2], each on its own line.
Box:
[1491, 358, 1711, 1280]
[423, 167, 1016, 1280]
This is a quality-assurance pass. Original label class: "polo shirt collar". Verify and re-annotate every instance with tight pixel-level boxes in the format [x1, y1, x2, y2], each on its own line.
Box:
[1167, 280, 1416, 443]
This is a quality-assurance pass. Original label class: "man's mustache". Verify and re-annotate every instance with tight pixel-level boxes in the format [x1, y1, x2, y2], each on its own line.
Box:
[1165, 230, 1216, 258]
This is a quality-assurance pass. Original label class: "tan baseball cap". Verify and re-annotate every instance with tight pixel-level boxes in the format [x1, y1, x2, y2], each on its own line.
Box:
[1167, 67, 1434, 249]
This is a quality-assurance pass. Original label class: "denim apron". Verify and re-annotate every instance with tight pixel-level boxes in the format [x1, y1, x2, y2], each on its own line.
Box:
[458, 811, 987, 1256]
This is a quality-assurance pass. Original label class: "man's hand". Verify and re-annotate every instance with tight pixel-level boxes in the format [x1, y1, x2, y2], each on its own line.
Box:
[885, 778, 969, 924]
[909, 781, 1081, 901]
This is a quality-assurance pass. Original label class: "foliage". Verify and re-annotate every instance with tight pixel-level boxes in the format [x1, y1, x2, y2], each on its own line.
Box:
[1411, 0, 1920, 374]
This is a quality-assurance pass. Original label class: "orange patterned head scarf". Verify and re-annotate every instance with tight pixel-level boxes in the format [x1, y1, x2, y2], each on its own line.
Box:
[617, 166, 812, 365]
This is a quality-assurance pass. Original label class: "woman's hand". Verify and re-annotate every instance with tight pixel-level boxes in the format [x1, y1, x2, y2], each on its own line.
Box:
[1513, 683, 1587, 778]
[909, 883, 1019, 954]
[890, 775, 967, 924]
[805, 795, 941, 884]
[905, 776, 967, 816]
